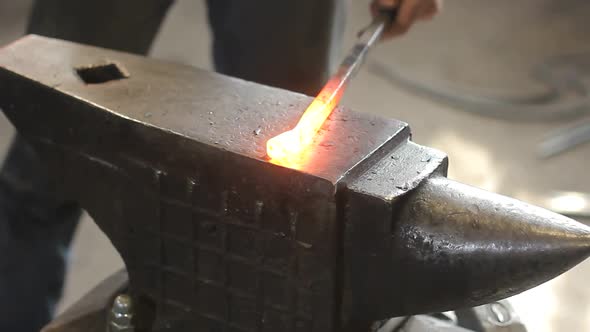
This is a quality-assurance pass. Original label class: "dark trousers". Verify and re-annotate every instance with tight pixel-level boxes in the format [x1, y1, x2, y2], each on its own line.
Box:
[0, 1, 345, 331]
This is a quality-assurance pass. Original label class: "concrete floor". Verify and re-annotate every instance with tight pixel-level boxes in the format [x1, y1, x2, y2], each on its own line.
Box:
[1, 1, 590, 331]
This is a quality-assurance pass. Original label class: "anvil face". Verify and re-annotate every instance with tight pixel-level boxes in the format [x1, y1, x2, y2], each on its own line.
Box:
[1, 36, 588, 332]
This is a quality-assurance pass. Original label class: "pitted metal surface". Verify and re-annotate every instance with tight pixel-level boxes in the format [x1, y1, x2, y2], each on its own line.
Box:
[0, 35, 408, 183]
[1, 36, 589, 332]
[387, 177, 590, 315]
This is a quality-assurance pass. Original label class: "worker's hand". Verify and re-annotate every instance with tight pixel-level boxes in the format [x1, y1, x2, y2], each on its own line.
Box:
[371, 0, 442, 39]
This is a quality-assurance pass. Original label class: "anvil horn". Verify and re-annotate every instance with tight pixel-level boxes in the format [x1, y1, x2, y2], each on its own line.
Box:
[388, 176, 590, 315]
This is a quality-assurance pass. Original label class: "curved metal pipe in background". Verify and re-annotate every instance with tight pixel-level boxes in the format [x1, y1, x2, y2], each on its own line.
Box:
[368, 54, 590, 122]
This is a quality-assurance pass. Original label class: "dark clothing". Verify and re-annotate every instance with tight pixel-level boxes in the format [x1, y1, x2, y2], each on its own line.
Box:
[0, 0, 344, 331]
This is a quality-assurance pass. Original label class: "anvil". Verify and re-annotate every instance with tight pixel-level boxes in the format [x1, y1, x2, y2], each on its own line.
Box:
[0, 36, 589, 332]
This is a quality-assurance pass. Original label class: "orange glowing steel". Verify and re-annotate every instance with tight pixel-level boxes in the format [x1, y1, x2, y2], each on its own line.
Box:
[267, 79, 345, 163]
[266, 13, 388, 167]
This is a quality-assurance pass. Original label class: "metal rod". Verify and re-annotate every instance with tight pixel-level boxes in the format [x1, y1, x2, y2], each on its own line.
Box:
[265, 13, 390, 162]
[329, 13, 389, 96]
[537, 120, 590, 158]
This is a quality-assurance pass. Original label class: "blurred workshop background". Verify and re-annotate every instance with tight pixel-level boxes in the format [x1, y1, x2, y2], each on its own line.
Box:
[1, 1, 589, 331]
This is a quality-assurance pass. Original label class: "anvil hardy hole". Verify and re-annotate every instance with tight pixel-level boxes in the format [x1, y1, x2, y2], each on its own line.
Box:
[75, 62, 129, 84]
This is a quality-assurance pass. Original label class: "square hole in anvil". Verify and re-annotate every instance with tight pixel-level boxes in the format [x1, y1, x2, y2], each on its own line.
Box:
[75, 62, 129, 84]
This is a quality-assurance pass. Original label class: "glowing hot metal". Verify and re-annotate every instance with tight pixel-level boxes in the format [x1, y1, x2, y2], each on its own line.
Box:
[267, 14, 390, 165]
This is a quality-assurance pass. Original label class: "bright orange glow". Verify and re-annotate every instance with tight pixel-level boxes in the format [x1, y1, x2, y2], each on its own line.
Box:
[266, 12, 385, 168]
[267, 78, 345, 165]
